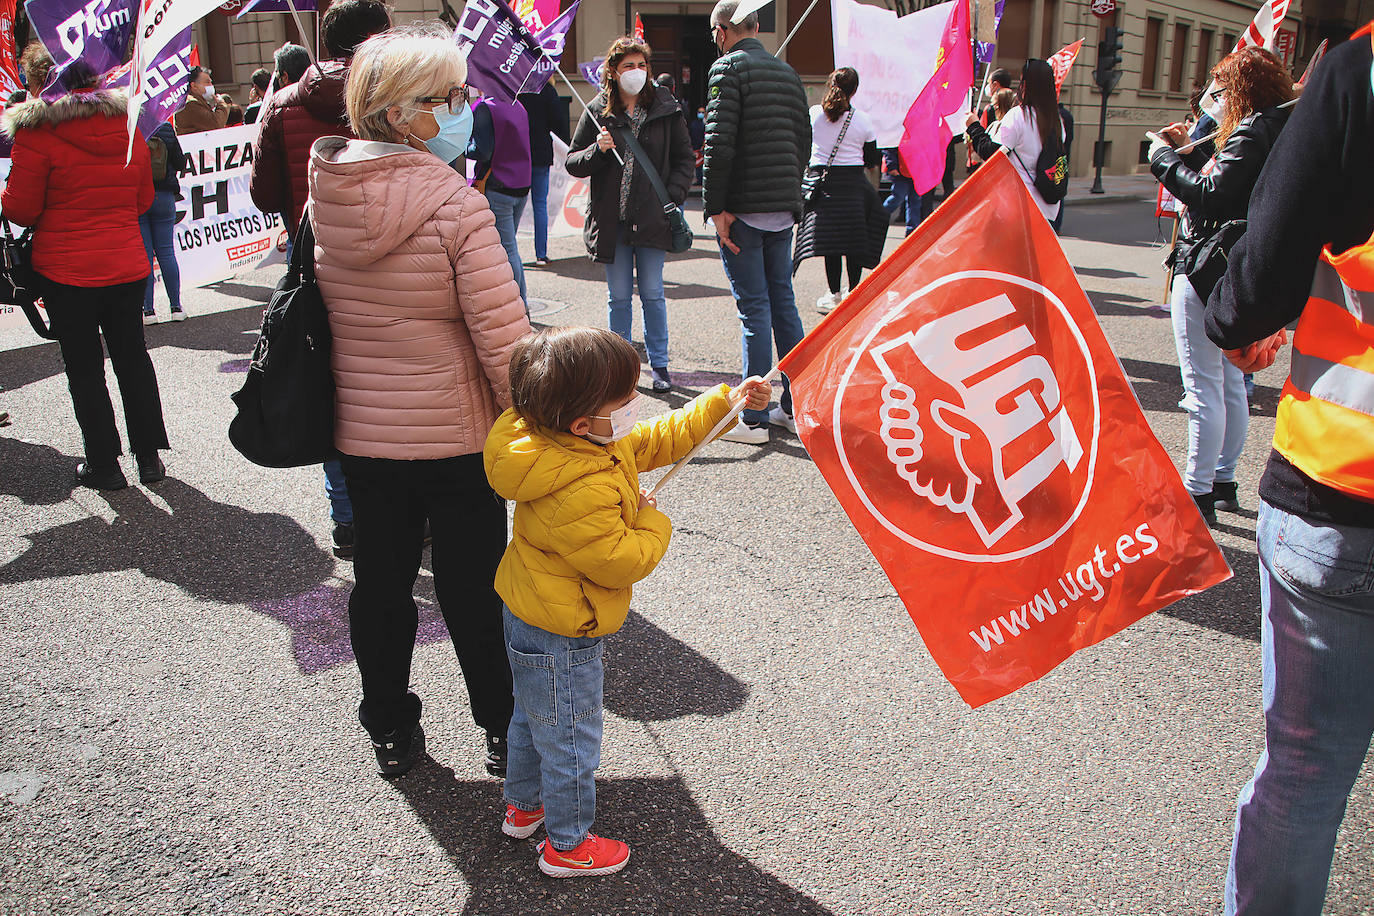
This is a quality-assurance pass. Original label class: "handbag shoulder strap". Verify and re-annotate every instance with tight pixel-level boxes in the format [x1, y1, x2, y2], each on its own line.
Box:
[822, 109, 855, 168]
[617, 126, 676, 213]
[291, 208, 317, 284]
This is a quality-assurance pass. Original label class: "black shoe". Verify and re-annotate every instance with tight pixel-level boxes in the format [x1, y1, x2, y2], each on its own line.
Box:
[136, 454, 165, 484]
[371, 723, 424, 777]
[1192, 491, 1217, 527]
[332, 522, 355, 560]
[76, 462, 128, 491]
[651, 367, 672, 392]
[485, 731, 507, 777]
[1212, 480, 1241, 513]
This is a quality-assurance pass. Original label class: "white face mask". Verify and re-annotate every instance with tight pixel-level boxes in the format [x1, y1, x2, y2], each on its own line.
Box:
[586, 394, 646, 444]
[203, 84, 217, 102]
[1202, 87, 1226, 123]
[618, 69, 648, 96]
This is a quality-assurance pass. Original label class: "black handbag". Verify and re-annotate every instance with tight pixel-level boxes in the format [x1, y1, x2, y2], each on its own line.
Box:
[1178, 219, 1246, 301]
[801, 109, 854, 208]
[228, 214, 336, 468]
[0, 218, 55, 340]
[617, 126, 693, 253]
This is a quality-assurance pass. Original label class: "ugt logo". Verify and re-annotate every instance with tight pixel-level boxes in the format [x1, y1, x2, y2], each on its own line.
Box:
[834, 271, 1099, 562]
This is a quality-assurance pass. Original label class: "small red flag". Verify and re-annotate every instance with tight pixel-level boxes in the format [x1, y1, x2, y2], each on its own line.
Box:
[1048, 38, 1084, 95]
[188, 43, 201, 67]
[778, 153, 1231, 708]
[633, 13, 644, 41]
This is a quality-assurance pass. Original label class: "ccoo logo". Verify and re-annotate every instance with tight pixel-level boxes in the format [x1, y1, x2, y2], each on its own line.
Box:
[833, 270, 1100, 562]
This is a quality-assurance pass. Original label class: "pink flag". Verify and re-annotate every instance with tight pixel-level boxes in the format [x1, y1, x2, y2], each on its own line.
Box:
[897, 0, 972, 196]
[1048, 38, 1083, 95]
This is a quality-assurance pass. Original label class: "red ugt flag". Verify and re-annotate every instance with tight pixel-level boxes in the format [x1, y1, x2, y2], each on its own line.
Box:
[778, 153, 1231, 708]
[1048, 38, 1083, 95]
[897, 0, 972, 196]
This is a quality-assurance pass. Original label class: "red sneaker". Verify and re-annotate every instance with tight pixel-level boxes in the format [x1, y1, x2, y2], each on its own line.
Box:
[502, 804, 545, 839]
[537, 834, 630, 878]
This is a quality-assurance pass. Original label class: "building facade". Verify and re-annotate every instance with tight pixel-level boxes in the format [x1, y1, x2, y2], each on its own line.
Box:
[194, 0, 1357, 176]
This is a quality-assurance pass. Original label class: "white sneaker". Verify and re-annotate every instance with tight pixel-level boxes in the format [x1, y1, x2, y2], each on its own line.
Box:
[721, 422, 768, 444]
[143, 312, 158, 325]
[767, 406, 796, 434]
[169, 309, 187, 322]
[816, 291, 839, 314]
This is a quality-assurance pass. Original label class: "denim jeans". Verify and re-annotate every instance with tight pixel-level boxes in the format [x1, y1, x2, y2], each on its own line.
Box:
[485, 190, 527, 306]
[139, 189, 182, 314]
[1170, 275, 1248, 495]
[503, 606, 605, 851]
[1225, 502, 1374, 915]
[717, 220, 805, 425]
[606, 227, 669, 369]
[883, 174, 919, 236]
[528, 165, 551, 261]
[323, 457, 352, 525]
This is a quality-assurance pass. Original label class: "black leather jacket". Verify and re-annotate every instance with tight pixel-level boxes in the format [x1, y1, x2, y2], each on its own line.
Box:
[1150, 105, 1290, 242]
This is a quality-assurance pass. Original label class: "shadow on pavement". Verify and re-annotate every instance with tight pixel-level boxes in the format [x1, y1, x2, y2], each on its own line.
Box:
[1086, 289, 1168, 319]
[392, 764, 834, 916]
[605, 611, 748, 721]
[0, 436, 79, 505]
[1076, 266, 1144, 280]
[0, 472, 333, 606]
[1117, 356, 1183, 414]
[1158, 541, 1261, 642]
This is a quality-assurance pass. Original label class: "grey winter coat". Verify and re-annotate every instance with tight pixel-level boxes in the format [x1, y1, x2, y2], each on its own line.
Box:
[701, 37, 811, 220]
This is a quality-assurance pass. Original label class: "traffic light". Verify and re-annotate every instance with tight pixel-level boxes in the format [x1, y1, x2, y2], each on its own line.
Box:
[1095, 26, 1124, 93]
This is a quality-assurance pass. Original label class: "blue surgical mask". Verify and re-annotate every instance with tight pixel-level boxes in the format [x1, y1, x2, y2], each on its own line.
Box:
[418, 102, 473, 165]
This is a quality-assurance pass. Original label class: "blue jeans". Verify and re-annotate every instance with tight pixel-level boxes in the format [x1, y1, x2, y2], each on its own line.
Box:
[606, 228, 669, 370]
[883, 174, 919, 236]
[1225, 502, 1374, 915]
[485, 190, 527, 306]
[323, 458, 352, 525]
[139, 189, 181, 314]
[1170, 275, 1248, 495]
[717, 220, 805, 426]
[503, 606, 605, 851]
[529, 165, 551, 261]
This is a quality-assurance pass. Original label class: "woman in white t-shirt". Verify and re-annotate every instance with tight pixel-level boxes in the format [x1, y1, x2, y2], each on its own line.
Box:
[965, 58, 1065, 226]
[791, 67, 887, 314]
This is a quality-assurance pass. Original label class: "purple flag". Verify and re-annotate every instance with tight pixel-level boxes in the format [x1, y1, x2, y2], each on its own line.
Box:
[975, 0, 1006, 64]
[578, 57, 604, 88]
[26, 0, 135, 100]
[97, 28, 194, 138]
[530, 0, 578, 82]
[454, 0, 560, 102]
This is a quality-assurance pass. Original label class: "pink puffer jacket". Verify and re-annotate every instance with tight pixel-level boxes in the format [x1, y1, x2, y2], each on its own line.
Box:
[308, 136, 531, 460]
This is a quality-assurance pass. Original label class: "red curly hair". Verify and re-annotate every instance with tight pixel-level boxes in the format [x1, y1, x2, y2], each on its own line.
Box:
[1211, 47, 1295, 147]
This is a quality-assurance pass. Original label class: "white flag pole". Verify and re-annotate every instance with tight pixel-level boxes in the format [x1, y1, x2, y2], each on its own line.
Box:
[647, 364, 784, 499]
[547, 58, 624, 165]
[1173, 96, 1297, 154]
[283, 0, 319, 67]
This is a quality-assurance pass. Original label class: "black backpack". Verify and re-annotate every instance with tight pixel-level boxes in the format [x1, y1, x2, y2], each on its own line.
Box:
[1012, 132, 1069, 205]
[228, 215, 336, 467]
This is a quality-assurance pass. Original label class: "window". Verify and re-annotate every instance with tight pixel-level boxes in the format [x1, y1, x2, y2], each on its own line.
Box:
[1142, 17, 1164, 90]
[1222, 33, 1236, 60]
[1168, 23, 1190, 93]
[1195, 30, 1214, 87]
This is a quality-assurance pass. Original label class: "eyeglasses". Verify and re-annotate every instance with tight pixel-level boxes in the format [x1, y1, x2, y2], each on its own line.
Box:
[417, 85, 470, 115]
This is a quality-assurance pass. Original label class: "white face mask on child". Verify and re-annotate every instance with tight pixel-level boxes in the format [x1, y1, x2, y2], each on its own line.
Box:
[586, 394, 647, 444]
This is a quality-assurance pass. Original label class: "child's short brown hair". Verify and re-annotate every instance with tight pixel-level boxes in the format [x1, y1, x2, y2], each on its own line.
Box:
[509, 327, 641, 431]
[992, 88, 1015, 119]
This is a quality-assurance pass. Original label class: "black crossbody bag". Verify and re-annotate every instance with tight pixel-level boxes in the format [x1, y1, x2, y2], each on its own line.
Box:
[617, 127, 693, 254]
[801, 109, 854, 208]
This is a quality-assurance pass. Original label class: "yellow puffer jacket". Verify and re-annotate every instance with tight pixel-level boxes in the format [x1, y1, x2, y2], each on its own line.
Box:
[484, 384, 736, 638]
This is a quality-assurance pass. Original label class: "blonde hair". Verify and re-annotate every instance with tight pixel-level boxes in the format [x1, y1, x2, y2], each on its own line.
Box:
[992, 88, 1015, 119]
[345, 23, 468, 142]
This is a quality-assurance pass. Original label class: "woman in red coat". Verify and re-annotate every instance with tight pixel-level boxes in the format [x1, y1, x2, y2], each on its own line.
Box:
[1, 79, 170, 490]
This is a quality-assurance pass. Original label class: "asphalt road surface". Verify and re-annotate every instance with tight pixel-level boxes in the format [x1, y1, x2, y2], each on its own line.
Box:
[1, 196, 1370, 915]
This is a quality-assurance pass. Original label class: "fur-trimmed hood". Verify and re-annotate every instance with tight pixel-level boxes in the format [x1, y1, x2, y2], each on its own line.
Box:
[2, 90, 129, 138]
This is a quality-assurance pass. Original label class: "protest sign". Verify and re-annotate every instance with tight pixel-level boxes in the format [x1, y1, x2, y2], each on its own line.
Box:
[516, 134, 586, 242]
[778, 153, 1231, 708]
[830, 0, 955, 148]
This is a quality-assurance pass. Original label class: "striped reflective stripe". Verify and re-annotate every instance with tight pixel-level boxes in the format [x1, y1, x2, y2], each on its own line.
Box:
[1289, 348, 1374, 418]
[1309, 259, 1368, 322]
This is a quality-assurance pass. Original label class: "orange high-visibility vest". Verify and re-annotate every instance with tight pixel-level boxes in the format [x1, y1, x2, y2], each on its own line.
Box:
[1272, 238, 1374, 499]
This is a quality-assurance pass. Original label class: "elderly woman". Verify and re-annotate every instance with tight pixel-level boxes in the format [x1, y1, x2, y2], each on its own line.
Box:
[308, 23, 532, 778]
[1, 61, 169, 490]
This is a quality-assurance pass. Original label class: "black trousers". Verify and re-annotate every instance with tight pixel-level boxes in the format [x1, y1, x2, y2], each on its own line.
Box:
[824, 255, 864, 294]
[340, 452, 513, 740]
[41, 275, 169, 467]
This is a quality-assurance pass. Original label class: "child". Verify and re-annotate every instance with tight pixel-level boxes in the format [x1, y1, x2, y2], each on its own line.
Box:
[483, 326, 771, 878]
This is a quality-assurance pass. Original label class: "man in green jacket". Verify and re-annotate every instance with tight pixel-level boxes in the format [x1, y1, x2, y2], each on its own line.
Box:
[703, 0, 811, 445]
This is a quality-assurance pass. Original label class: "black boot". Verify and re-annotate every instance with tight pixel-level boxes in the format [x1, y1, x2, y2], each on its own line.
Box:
[76, 461, 128, 491]
[1192, 491, 1217, 527]
[136, 453, 165, 484]
[485, 731, 507, 777]
[1212, 480, 1241, 513]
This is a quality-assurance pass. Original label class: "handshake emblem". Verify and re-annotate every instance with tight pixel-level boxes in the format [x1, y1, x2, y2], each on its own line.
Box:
[870, 292, 1086, 548]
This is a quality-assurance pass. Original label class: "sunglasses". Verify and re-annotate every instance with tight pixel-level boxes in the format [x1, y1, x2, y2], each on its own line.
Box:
[417, 85, 470, 116]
